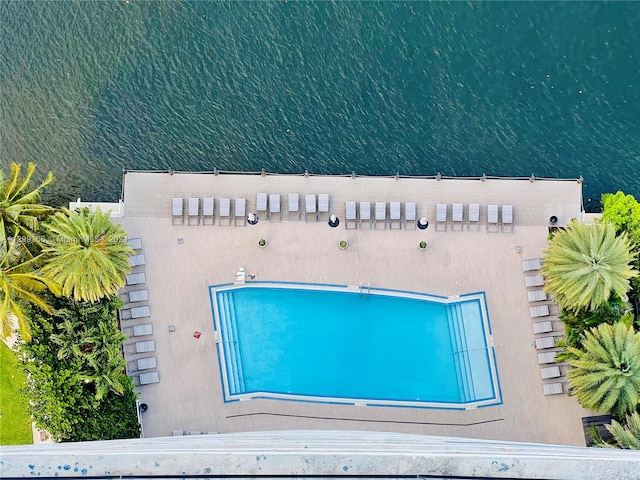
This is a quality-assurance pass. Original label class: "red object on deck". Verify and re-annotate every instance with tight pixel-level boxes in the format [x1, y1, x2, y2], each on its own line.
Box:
[193, 331, 201, 339]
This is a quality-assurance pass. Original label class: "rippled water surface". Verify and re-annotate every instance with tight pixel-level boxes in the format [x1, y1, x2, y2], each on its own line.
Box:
[1, 1, 638, 206]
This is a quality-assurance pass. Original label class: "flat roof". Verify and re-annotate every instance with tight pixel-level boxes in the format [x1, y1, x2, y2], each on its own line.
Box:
[116, 171, 591, 445]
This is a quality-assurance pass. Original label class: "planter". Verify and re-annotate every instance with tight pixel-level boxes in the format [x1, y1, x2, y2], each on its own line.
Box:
[418, 241, 428, 251]
[339, 240, 349, 250]
[257, 238, 267, 248]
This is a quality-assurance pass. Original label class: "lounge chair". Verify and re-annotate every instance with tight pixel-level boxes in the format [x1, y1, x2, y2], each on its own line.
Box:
[126, 272, 146, 286]
[374, 202, 386, 229]
[502, 205, 513, 232]
[219, 198, 231, 225]
[256, 193, 268, 215]
[487, 204, 499, 232]
[525, 275, 544, 287]
[404, 202, 416, 229]
[345, 202, 357, 230]
[530, 304, 550, 318]
[234, 199, 246, 226]
[235, 267, 246, 284]
[139, 371, 159, 385]
[133, 323, 153, 337]
[389, 202, 401, 229]
[468, 203, 480, 230]
[131, 306, 151, 319]
[535, 336, 556, 349]
[528, 290, 548, 302]
[360, 202, 371, 228]
[202, 198, 215, 225]
[172, 430, 184, 436]
[305, 194, 317, 221]
[452, 204, 463, 230]
[188, 198, 200, 225]
[533, 321, 553, 334]
[541, 366, 560, 380]
[129, 254, 145, 267]
[190, 431, 202, 435]
[172, 198, 184, 225]
[268, 194, 281, 221]
[543, 382, 563, 395]
[288, 193, 300, 220]
[538, 352, 557, 365]
[128, 289, 148, 303]
[127, 238, 142, 250]
[522, 258, 542, 272]
[135, 340, 155, 353]
[136, 357, 157, 371]
[435, 204, 447, 231]
[318, 194, 329, 220]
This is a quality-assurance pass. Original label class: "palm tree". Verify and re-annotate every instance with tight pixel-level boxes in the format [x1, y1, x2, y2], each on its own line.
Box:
[42, 207, 133, 303]
[601, 412, 640, 450]
[0, 238, 61, 340]
[567, 322, 640, 417]
[541, 220, 638, 312]
[0, 162, 54, 254]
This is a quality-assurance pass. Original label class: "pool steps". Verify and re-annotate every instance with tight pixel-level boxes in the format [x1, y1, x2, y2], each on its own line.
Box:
[217, 291, 246, 395]
[447, 303, 474, 403]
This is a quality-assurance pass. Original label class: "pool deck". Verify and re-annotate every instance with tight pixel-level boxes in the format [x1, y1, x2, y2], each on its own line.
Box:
[116, 171, 593, 445]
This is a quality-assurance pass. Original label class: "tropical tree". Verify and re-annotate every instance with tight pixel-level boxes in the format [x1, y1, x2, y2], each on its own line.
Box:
[567, 322, 640, 417]
[0, 238, 60, 340]
[541, 220, 638, 312]
[0, 162, 54, 254]
[601, 412, 640, 450]
[42, 207, 133, 303]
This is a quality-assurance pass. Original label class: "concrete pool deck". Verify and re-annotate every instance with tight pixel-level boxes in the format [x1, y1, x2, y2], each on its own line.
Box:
[114, 171, 593, 445]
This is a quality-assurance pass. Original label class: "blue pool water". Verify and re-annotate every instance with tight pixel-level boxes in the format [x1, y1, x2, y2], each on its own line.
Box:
[211, 284, 500, 408]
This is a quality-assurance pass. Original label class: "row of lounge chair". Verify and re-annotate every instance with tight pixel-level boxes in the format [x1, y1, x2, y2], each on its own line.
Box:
[522, 257, 565, 395]
[433, 203, 512, 232]
[120, 238, 159, 387]
[344, 201, 416, 230]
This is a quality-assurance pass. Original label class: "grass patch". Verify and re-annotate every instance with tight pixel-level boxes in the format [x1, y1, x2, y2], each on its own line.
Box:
[0, 341, 33, 445]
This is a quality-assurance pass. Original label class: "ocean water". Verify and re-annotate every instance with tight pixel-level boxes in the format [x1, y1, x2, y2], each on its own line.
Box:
[1, 1, 638, 208]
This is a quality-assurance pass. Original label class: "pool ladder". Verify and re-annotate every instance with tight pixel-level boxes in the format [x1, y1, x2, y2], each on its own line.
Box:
[359, 284, 371, 297]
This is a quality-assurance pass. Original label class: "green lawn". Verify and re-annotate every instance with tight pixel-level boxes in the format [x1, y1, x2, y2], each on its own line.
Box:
[0, 341, 33, 445]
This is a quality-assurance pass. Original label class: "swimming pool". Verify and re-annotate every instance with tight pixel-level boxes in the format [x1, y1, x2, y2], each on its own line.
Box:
[210, 282, 501, 409]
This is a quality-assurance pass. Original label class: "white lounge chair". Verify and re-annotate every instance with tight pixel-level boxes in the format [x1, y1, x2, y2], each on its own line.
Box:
[538, 351, 557, 364]
[172, 430, 184, 436]
[127, 238, 142, 250]
[219, 198, 231, 225]
[202, 198, 214, 225]
[389, 202, 401, 229]
[129, 254, 145, 267]
[139, 371, 159, 385]
[126, 272, 146, 286]
[528, 290, 548, 302]
[404, 202, 416, 229]
[487, 204, 499, 232]
[525, 275, 545, 287]
[131, 306, 151, 319]
[234, 198, 246, 226]
[452, 204, 463, 230]
[541, 366, 561, 379]
[533, 321, 553, 334]
[268, 194, 281, 221]
[502, 205, 513, 232]
[305, 194, 317, 221]
[468, 203, 480, 230]
[318, 194, 329, 220]
[435, 204, 447, 231]
[535, 336, 556, 350]
[235, 267, 246, 284]
[530, 304, 550, 318]
[523, 258, 542, 272]
[128, 289, 148, 303]
[256, 193, 268, 215]
[133, 323, 153, 337]
[360, 202, 371, 228]
[136, 357, 157, 371]
[543, 382, 563, 395]
[345, 202, 357, 229]
[135, 340, 155, 354]
[288, 193, 299, 220]
[188, 198, 200, 225]
[374, 202, 386, 229]
[172, 198, 183, 225]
